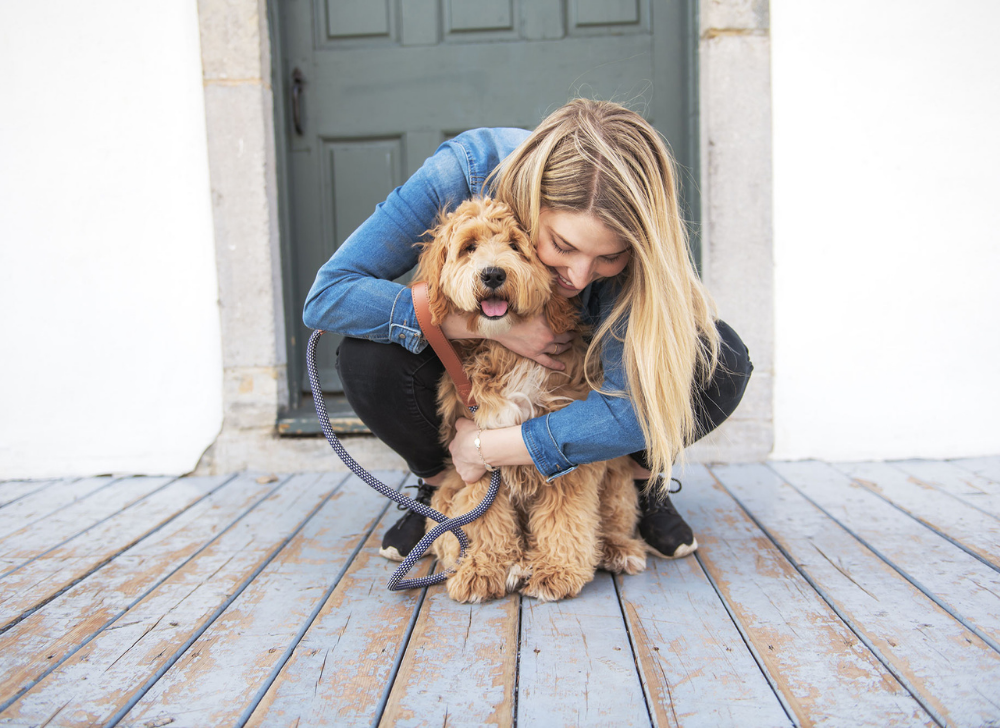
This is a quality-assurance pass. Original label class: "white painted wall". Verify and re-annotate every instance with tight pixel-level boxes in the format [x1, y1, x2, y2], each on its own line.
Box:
[771, 1, 1000, 459]
[0, 2, 222, 477]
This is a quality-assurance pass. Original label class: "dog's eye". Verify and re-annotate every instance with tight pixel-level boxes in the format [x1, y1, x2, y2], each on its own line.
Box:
[463, 243, 477, 255]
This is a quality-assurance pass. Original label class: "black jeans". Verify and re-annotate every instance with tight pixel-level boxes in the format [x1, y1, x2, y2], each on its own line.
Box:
[336, 320, 753, 478]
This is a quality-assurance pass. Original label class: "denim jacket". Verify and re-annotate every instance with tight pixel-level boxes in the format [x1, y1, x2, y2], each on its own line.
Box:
[303, 128, 646, 479]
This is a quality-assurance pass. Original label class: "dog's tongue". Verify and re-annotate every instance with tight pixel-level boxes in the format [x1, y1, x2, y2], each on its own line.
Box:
[481, 298, 508, 317]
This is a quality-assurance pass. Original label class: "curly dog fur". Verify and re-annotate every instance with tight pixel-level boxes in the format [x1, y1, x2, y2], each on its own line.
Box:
[412, 197, 646, 603]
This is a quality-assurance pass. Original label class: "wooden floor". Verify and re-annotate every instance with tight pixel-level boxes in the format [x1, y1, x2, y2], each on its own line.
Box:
[1, 458, 999, 727]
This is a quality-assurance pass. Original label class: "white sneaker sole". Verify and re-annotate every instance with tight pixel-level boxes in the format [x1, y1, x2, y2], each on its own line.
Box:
[379, 545, 433, 562]
[646, 537, 698, 560]
[379, 546, 405, 562]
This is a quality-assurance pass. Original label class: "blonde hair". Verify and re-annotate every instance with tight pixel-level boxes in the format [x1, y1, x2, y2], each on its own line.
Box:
[489, 99, 720, 482]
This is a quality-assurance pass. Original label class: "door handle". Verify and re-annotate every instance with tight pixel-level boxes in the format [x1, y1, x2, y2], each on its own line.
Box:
[291, 68, 305, 136]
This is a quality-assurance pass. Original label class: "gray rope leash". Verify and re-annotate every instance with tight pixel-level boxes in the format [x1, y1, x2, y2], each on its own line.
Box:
[307, 330, 500, 590]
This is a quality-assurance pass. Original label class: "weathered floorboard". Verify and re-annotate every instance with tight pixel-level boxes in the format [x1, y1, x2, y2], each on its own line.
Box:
[951, 455, 1000, 484]
[0, 476, 229, 628]
[0, 472, 290, 714]
[0, 475, 176, 574]
[717, 463, 1000, 727]
[0, 477, 118, 541]
[835, 461, 1000, 570]
[247, 477, 437, 728]
[684, 465, 934, 727]
[378, 585, 519, 727]
[116, 472, 397, 728]
[1, 460, 998, 727]
[1, 472, 350, 727]
[616, 553, 792, 728]
[892, 459, 1000, 519]
[0, 479, 60, 509]
[518, 571, 651, 727]
[771, 460, 1000, 651]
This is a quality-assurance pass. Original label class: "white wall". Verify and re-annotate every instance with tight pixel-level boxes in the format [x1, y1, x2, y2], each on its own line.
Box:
[0, 2, 223, 477]
[771, 1, 1000, 460]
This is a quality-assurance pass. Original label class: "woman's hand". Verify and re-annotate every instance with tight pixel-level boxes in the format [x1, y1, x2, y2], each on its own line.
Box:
[441, 310, 576, 370]
[493, 311, 576, 371]
[449, 418, 488, 483]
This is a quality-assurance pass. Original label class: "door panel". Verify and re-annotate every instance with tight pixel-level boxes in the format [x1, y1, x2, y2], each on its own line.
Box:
[326, 139, 403, 251]
[574, 0, 642, 28]
[274, 0, 696, 400]
[447, 0, 514, 33]
[326, 0, 393, 39]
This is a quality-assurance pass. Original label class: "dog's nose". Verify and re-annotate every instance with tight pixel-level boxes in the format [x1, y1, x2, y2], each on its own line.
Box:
[480, 267, 507, 290]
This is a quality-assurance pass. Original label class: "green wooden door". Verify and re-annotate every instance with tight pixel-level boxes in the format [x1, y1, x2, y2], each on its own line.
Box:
[271, 0, 698, 403]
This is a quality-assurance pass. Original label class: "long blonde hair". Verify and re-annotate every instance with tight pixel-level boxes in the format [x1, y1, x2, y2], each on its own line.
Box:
[489, 99, 720, 481]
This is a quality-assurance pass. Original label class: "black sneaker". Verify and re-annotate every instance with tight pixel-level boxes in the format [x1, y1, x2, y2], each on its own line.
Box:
[379, 479, 436, 562]
[636, 477, 698, 559]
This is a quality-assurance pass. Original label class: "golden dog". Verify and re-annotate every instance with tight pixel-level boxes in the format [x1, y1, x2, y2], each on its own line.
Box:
[413, 197, 646, 603]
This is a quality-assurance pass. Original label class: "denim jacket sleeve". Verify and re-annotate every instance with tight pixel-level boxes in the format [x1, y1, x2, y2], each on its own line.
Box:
[302, 127, 530, 354]
[520, 281, 647, 480]
[302, 143, 466, 354]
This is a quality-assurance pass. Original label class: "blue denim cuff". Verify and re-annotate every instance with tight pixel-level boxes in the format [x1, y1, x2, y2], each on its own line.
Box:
[388, 288, 428, 355]
[521, 414, 578, 481]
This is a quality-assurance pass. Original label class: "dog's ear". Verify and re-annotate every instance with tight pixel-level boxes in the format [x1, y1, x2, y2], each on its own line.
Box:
[427, 279, 451, 326]
[501, 216, 555, 318]
[508, 214, 538, 263]
[517, 276, 550, 322]
[413, 211, 454, 326]
[545, 293, 578, 335]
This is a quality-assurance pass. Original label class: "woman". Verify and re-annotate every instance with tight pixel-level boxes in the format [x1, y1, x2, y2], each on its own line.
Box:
[303, 100, 752, 563]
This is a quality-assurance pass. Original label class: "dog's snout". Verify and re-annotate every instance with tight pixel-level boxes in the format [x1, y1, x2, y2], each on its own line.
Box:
[480, 267, 507, 290]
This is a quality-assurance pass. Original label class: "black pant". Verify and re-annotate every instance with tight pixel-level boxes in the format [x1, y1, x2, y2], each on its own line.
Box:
[336, 321, 753, 478]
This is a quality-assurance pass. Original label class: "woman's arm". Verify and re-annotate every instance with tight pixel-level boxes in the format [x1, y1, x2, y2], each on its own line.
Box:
[450, 335, 643, 484]
[520, 314, 646, 479]
[302, 146, 471, 353]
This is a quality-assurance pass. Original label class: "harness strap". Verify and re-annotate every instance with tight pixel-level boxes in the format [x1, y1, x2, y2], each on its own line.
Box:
[411, 281, 477, 410]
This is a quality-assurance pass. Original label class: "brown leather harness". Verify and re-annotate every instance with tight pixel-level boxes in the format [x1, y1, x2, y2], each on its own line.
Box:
[411, 280, 477, 411]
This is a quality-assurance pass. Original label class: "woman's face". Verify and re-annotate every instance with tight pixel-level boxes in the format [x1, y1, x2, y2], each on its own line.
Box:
[535, 208, 630, 297]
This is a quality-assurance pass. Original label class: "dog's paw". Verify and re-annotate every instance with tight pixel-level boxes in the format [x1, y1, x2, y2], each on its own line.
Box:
[505, 561, 531, 591]
[446, 556, 509, 604]
[600, 538, 648, 575]
[431, 543, 460, 574]
[520, 566, 591, 602]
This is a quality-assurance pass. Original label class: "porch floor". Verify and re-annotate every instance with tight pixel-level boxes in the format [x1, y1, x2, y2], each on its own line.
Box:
[1, 457, 999, 727]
